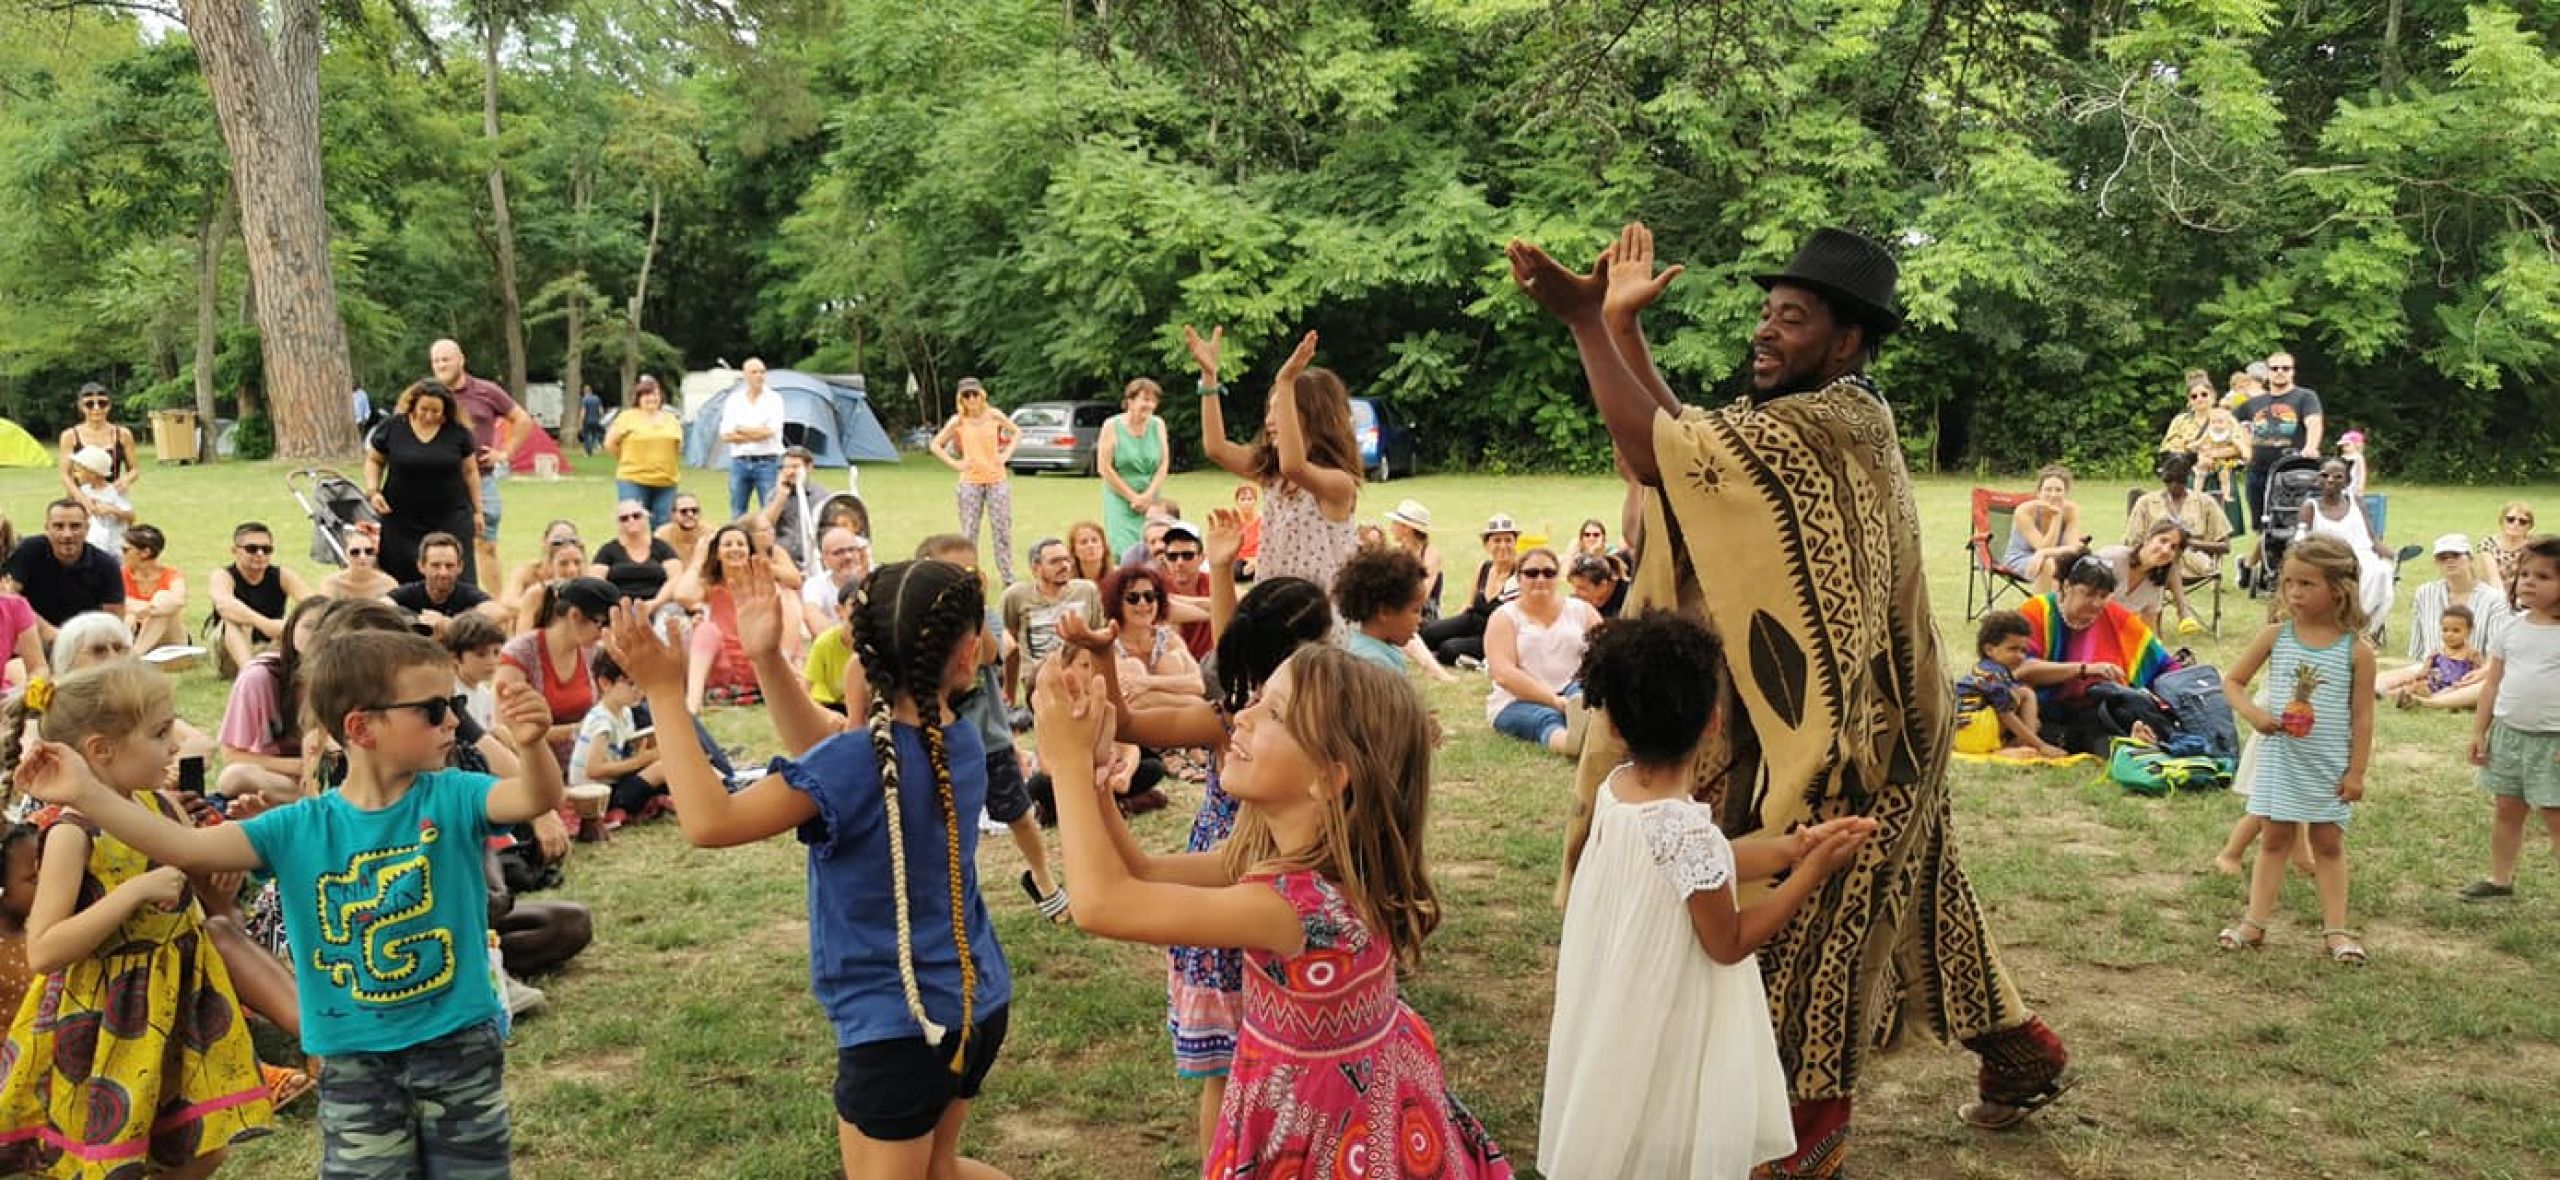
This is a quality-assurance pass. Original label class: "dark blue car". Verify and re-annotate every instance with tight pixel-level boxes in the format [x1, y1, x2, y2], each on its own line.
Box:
[1351, 397, 1417, 481]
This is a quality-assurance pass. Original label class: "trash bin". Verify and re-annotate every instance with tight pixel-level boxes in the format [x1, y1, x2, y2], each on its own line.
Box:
[150, 409, 199, 464]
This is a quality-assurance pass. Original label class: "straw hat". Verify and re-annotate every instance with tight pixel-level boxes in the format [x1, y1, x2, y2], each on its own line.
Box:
[1387, 500, 1432, 533]
[70, 447, 114, 479]
[1479, 513, 1519, 539]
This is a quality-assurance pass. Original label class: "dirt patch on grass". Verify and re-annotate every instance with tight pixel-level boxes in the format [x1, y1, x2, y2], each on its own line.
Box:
[540, 1049, 641, 1089]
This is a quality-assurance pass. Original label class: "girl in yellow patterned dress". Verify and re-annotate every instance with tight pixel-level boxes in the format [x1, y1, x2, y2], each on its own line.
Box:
[0, 665, 272, 1177]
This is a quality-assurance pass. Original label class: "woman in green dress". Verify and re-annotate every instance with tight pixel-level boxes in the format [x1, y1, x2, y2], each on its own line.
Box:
[1098, 377, 1172, 553]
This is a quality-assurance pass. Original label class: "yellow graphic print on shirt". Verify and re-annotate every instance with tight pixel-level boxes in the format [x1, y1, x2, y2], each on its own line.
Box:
[310, 820, 456, 1005]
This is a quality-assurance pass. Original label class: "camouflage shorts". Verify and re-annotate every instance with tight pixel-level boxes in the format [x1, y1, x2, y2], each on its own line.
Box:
[319, 1021, 512, 1179]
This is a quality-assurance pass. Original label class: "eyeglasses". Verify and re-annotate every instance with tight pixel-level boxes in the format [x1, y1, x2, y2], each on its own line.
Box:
[617, 512, 645, 521]
[1520, 567, 1559, 579]
[346, 548, 376, 558]
[237, 544, 273, 555]
[1122, 591, 1160, 604]
[676, 507, 700, 516]
[2507, 516, 2534, 526]
[825, 546, 859, 558]
[2269, 364, 2294, 371]
[1163, 549, 1201, 561]
[80, 398, 109, 409]
[1581, 530, 1604, 538]
[369, 697, 454, 726]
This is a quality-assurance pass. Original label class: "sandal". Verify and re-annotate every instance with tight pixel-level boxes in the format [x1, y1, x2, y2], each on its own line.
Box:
[1957, 1071, 2076, 1130]
[1020, 870, 1071, 926]
[2321, 928, 2367, 966]
[2216, 917, 2265, 951]
[261, 1062, 315, 1110]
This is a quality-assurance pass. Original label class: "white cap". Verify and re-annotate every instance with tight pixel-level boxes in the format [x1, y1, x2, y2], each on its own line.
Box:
[2431, 533, 2471, 557]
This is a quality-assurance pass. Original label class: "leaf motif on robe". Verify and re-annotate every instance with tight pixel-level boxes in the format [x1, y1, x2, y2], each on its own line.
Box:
[1748, 609, 1810, 731]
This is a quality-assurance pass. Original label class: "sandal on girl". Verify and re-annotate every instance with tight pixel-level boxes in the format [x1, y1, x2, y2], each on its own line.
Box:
[1957, 1072, 2076, 1131]
[1020, 870, 1071, 926]
[2216, 917, 2265, 951]
[261, 1062, 315, 1109]
[2321, 928, 2367, 966]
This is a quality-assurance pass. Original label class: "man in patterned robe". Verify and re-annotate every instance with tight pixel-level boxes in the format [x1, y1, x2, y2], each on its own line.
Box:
[1509, 225, 2071, 1178]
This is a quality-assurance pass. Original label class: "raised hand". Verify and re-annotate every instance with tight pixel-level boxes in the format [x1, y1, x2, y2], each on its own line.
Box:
[1507, 238, 1611, 325]
[729, 560, 785, 659]
[1203, 508, 1246, 570]
[495, 679, 552, 751]
[1274, 330, 1319, 390]
[1031, 652, 1115, 761]
[1603, 222, 1684, 326]
[604, 600, 687, 693]
[1056, 611, 1121, 655]
[1184, 324, 1224, 386]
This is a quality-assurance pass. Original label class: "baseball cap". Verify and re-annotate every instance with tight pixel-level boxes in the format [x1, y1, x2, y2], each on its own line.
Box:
[1161, 521, 1203, 545]
[2431, 533, 2471, 557]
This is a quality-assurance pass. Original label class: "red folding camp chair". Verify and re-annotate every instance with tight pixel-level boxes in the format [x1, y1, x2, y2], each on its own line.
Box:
[1965, 488, 2036, 621]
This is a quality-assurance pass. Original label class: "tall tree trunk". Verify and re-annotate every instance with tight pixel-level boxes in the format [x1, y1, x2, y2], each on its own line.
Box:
[483, 16, 528, 399]
[192, 184, 233, 461]
[562, 167, 590, 402]
[178, 0, 357, 459]
[620, 184, 662, 397]
[2380, 0, 2405, 92]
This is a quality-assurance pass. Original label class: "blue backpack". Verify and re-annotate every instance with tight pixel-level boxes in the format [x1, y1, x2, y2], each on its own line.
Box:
[2151, 661, 2239, 760]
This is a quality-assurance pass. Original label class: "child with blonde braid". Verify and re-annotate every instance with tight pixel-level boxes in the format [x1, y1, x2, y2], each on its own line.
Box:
[605, 559, 1013, 1179]
[0, 664, 274, 1177]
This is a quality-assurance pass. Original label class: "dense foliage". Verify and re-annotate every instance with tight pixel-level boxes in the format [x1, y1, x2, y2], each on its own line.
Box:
[0, 1, 2553, 477]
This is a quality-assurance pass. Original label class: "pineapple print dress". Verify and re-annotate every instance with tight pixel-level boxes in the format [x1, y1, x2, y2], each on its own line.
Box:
[2245, 621, 2357, 826]
[0, 794, 274, 1177]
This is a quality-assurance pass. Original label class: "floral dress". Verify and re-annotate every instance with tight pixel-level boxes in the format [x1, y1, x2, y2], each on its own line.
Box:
[1254, 482, 1358, 593]
[1168, 734, 1243, 1079]
[1205, 871, 1508, 1179]
[0, 794, 273, 1177]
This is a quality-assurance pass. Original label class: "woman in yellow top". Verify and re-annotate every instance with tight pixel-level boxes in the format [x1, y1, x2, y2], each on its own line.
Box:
[930, 376, 1021, 584]
[604, 375, 686, 527]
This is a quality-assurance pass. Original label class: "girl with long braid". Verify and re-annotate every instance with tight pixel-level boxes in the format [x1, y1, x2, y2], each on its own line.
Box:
[604, 559, 1013, 1179]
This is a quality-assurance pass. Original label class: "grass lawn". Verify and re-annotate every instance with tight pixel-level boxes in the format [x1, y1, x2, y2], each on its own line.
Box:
[3, 445, 2556, 1179]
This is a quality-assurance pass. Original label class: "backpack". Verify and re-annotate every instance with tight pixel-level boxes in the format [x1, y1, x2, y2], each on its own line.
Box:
[2150, 661, 2239, 760]
[2106, 737, 2236, 797]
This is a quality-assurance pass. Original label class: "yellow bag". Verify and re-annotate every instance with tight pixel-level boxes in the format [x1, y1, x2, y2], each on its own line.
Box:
[1953, 707, 2002, 755]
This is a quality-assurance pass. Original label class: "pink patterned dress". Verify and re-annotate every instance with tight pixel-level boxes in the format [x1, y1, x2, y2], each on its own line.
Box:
[1206, 871, 1509, 1179]
[1253, 482, 1358, 593]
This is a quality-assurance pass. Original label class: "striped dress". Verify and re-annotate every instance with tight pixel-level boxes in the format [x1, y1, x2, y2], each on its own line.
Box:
[2245, 621, 2357, 826]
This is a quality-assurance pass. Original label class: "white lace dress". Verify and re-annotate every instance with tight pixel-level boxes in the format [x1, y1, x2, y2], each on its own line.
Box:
[1539, 769, 1794, 1179]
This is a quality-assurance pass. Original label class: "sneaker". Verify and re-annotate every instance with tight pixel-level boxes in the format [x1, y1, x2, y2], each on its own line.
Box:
[1455, 655, 1484, 672]
[502, 973, 547, 1018]
[2458, 880, 2514, 901]
[603, 808, 628, 831]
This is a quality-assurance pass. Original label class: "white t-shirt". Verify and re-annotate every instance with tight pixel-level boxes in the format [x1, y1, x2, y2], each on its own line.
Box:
[568, 702, 639, 785]
[803, 568, 856, 619]
[720, 388, 787, 458]
[2490, 616, 2560, 732]
[82, 485, 130, 552]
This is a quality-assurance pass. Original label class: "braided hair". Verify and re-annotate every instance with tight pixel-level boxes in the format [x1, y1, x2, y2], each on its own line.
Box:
[848, 559, 988, 1065]
[1212, 576, 1333, 716]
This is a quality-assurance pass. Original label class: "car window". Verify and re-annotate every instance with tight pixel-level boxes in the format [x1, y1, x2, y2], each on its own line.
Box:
[1349, 400, 1377, 428]
[1013, 406, 1067, 429]
[1073, 405, 1116, 428]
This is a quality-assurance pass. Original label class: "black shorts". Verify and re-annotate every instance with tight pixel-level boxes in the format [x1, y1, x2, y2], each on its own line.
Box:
[982, 749, 1031, 825]
[833, 1005, 1010, 1141]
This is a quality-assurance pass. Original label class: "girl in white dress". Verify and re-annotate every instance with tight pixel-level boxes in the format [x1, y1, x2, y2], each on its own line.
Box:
[1539, 611, 1877, 1179]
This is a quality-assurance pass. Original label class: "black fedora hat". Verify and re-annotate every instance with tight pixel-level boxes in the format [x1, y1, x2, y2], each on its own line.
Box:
[1753, 227, 1902, 336]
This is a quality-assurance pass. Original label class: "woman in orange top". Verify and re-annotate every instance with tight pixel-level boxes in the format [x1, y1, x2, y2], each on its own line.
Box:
[118, 524, 189, 653]
[930, 377, 1020, 584]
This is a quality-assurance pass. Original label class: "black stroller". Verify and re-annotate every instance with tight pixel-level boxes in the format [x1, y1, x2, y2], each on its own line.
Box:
[287, 467, 380, 568]
[2242, 454, 2325, 595]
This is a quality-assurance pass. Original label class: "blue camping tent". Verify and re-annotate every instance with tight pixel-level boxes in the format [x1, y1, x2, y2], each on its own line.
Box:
[683, 370, 899, 469]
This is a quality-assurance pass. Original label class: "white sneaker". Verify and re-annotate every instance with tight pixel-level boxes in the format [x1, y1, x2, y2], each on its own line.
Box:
[503, 973, 547, 1018]
[1455, 655, 1484, 672]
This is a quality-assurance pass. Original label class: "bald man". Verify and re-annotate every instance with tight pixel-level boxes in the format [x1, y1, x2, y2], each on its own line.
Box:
[429, 338, 537, 580]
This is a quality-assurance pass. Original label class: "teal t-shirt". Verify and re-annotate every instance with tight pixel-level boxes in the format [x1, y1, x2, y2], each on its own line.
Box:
[1346, 631, 1407, 672]
[238, 768, 502, 1055]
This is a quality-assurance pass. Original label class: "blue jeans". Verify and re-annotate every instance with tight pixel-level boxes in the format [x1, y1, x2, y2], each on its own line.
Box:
[478, 469, 504, 541]
[618, 481, 679, 528]
[728, 454, 779, 521]
[1493, 683, 1578, 747]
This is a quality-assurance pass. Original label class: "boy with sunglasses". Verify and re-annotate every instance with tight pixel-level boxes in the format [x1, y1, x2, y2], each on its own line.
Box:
[19, 629, 565, 1177]
[211, 520, 313, 676]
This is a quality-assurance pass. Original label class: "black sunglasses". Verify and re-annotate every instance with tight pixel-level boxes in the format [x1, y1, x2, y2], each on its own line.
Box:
[617, 511, 645, 521]
[1520, 567, 1559, 579]
[1163, 549, 1201, 560]
[2507, 515, 2534, 525]
[80, 398, 110, 408]
[238, 543, 274, 555]
[1123, 591, 1160, 604]
[346, 547, 377, 557]
[676, 506, 700, 516]
[370, 697, 454, 726]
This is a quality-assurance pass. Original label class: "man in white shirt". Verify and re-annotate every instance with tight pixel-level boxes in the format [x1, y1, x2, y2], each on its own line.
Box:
[719, 357, 787, 519]
[800, 526, 871, 636]
[2408, 534, 2511, 712]
[1000, 538, 1101, 705]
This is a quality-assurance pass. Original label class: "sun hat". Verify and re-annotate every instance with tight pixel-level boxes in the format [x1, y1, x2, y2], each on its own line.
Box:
[1479, 513, 1519, 539]
[2431, 533, 2471, 557]
[70, 447, 113, 478]
[1387, 500, 1432, 533]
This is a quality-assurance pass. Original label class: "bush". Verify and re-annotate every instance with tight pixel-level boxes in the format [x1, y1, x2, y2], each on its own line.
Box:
[233, 410, 274, 461]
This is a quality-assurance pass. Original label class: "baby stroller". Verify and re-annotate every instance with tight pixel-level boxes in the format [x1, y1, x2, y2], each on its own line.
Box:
[2243, 454, 2325, 595]
[288, 467, 380, 568]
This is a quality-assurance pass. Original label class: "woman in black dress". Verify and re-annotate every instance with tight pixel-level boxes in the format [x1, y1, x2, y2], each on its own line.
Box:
[365, 380, 484, 587]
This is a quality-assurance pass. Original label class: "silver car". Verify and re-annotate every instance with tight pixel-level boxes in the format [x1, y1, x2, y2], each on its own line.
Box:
[1007, 400, 1116, 476]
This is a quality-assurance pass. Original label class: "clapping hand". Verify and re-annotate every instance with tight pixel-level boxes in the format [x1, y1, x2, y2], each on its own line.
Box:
[1507, 238, 1611, 324]
[1273, 331, 1319, 392]
[1183, 324, 1223, 386]
[728, 560, 786, 659]
[1031, 652, 1115, 763]
[495, 679, 551, 751]
[604, 601, 688, 693]
[1602, 223, 1683, 326]
[1056, 611, 1121, 655]
[1795, 818, 1877, 878]
[1203, 508, 1246, 570]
